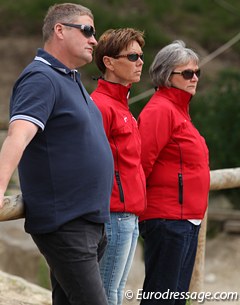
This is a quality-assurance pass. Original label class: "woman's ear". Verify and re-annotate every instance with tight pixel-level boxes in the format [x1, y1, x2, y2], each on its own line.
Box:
[103, 56, 115, 71]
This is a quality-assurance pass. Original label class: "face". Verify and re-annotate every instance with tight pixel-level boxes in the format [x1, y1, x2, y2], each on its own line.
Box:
[169, 61, 200, 95]
[105, 40, 144, 86]
[59, 15, 97, 68]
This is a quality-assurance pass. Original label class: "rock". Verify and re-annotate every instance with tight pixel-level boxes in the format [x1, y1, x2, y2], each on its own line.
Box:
[0, 270, 51, 305]
[0, 219, 46, 285]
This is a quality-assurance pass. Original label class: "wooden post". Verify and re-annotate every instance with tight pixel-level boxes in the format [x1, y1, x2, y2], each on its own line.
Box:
[189, 210, 207, 293]
[190, 167, 240, 294]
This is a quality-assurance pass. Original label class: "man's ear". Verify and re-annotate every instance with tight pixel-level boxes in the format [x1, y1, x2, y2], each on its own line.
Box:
[54, 23, 64, 39]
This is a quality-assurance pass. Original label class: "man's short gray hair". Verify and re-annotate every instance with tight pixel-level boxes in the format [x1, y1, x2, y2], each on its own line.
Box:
[42, 3, 93, 42]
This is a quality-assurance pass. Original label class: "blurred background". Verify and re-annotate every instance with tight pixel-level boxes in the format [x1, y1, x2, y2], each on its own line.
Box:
[1, 0, 240, 203]
[0, 0, 240, 301]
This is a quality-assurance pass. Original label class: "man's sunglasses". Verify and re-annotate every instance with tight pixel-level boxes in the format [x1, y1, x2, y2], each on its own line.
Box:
[61, 23, 96, 38]
[171, 69, 201, 80]
[114, 53, 144, 62]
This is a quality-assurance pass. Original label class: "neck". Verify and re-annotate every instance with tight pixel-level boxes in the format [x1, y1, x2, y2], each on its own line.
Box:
[104, 72, 130, 87]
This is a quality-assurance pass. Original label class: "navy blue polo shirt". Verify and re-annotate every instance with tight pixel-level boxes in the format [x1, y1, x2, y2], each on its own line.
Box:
[10, 48, 114, 234]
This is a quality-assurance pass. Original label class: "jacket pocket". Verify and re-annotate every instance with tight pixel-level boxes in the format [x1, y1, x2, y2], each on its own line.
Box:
[115, 171, 124, 203]
[178, 173, 183, 204]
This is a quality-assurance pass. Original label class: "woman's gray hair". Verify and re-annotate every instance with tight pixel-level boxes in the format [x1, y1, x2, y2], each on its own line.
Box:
[149, 40, 199, 88]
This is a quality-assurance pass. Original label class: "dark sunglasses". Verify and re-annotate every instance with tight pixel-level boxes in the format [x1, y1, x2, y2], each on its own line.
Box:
[114, 53, 144, 62]
[61, 23, 96, 38]
[171, 69, 201, 80]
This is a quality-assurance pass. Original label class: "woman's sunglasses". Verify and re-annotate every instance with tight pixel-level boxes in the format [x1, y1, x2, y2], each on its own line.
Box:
[61, 23, 96, 38]
[171, 69, 201, 80]
[114, 53, 144, 62]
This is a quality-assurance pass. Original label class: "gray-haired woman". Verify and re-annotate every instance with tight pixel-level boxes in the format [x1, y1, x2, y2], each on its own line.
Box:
[138, 40, 210, 305]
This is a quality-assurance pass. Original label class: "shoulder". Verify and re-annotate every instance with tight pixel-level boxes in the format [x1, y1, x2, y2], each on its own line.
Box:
[16, 61, 56, 88]
[140, 93, 175, 118]
[91, 91, 116, 113]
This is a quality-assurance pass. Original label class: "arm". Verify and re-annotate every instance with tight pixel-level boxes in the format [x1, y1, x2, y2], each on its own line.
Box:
[91, 96, 112, 138]
[0, 120, 38, 208]
[138, 103, 173, 179]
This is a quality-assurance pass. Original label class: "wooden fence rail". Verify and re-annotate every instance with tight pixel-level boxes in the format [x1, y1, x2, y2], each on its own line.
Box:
[0, 194, 24, 221]
[210, 167, 240, 190]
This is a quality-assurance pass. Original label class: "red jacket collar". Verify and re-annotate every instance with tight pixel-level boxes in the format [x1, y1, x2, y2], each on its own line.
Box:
[156, 86, 192, 108]
[95, 78, 131, 106]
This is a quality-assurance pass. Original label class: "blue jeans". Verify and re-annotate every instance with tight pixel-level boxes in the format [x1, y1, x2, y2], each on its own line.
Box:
[139, 219, 200, 305]
[31, 217, 108, 305]
[99, 212, 139, 305]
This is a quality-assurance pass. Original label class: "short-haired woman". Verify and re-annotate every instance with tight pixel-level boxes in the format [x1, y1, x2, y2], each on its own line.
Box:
[91, 28, 146, 305]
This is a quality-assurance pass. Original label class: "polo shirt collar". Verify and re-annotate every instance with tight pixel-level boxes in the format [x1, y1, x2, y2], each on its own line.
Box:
[34, 48, 76, 77]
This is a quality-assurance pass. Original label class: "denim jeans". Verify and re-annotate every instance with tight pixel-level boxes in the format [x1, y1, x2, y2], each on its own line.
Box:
[139, 219, 200, 305]
[31, 217, 108, 305]
[99, 212, 139, 305]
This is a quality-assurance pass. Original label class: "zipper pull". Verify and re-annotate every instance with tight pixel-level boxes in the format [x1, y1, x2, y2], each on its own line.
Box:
[178, 173, 183, 204]
[115, 171, 125, 203]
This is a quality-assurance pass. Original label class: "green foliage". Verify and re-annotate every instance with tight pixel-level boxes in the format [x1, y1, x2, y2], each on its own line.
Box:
[1, 0, 240, 50]
[191, 69, 240, 208]
[191, 69, 240, 170]
[1, 0, 240, 86]
[37, 256, 51, 289]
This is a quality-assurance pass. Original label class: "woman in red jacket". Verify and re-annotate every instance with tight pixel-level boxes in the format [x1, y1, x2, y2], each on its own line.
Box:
[138, 40, 210, 305]
[91, 28, 146, 305]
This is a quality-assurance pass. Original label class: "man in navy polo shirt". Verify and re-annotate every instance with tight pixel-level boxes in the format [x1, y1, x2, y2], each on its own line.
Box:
[0, 3, 113, 305]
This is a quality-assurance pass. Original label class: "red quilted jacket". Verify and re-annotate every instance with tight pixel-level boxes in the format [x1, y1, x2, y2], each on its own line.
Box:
[91, 79, 146, 215]
[138, 87, 210, 221]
